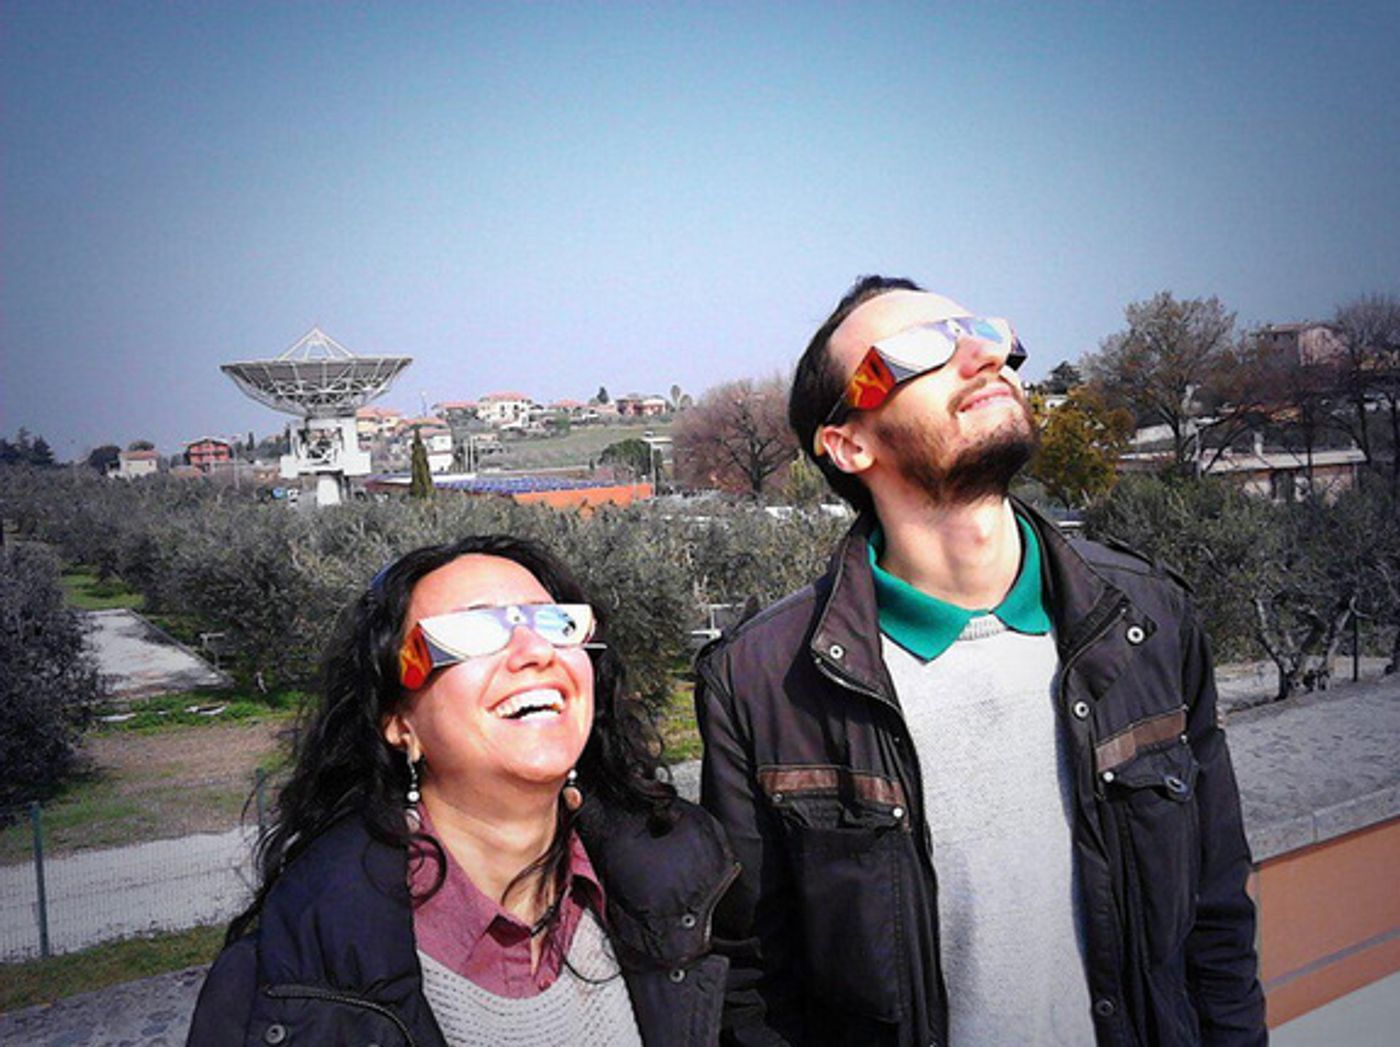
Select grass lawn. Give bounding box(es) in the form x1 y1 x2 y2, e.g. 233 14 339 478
59 568 145 611
0 923 225 1012
659 680 703 763
92 690 304 732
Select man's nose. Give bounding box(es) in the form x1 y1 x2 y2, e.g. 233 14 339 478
952 331 1011 379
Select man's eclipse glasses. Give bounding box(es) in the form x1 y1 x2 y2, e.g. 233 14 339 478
399 603 601 690
814 316 1027 456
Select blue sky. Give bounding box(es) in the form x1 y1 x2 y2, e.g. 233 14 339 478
3 1 1397 457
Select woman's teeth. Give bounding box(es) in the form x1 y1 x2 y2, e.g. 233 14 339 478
494 689 565 720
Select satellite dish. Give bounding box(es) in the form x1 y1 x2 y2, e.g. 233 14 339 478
222 327 413 506
221 327 412 419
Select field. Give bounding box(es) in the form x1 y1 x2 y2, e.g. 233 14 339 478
0 717 290 864
489 420 673 471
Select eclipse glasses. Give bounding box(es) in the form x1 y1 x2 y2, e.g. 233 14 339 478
399 603 600 690
814 316 1027 455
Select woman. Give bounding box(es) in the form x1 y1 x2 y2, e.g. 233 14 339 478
189 535 737 1046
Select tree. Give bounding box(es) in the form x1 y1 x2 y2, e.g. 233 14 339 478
1086 474 1391 701
1028 387 1135 507
1211 329 1350 488
409 428 433 500
0 429 58 468
1 545 104 811
673 376 796 501
594 386 611 405
599 438 654 480
1042 361 1083 396
1083 292 1240 472
783 452 827 508
87 445 122 473
1332 293 1400 491
128 439 156 451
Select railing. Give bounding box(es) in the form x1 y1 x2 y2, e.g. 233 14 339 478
0 772 271 963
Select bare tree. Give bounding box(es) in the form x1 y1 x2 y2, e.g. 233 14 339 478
1083 292 1240 472
1332 293 1400 491
673 376 796 501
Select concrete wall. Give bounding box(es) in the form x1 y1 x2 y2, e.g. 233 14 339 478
1229 677 1400 1027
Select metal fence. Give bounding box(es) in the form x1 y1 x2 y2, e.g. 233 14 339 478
0 773 270 964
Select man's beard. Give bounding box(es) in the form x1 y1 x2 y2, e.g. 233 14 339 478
875 390 1039 506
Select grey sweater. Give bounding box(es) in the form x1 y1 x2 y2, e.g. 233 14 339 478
883 619 1096 1045
418 910 643 1047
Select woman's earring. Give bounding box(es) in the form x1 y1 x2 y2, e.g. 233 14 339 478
405 751 422 808
562 768 583 812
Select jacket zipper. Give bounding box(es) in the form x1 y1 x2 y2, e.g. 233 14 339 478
699 860 744 956
264 984 417 1046
1058 597 1128 685
1056 595 1136 1045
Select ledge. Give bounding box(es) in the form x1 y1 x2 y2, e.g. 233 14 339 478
1229 675 1400 863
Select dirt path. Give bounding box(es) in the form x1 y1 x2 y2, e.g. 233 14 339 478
81 720 291 839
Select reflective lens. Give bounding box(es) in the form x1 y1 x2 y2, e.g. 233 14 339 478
399 603 596 690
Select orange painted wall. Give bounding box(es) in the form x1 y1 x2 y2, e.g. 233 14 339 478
1257 817 1400 1027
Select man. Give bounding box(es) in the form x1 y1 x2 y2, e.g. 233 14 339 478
695 276 1265 1046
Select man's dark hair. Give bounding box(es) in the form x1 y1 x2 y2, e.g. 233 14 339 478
789 275 924 513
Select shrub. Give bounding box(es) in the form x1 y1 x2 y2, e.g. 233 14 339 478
0 545 105 811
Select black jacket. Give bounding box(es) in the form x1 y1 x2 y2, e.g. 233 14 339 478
695 506 1265 1047
188 796 739 1047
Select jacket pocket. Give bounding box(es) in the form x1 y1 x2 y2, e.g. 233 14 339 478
1106 742 1201 969
760 765 909 1023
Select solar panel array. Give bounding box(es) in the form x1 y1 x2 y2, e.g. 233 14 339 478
436 476 603 494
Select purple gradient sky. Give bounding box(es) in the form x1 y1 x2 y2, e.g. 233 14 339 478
2 1 1397 456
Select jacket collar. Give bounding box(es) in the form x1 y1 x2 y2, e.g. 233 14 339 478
575 797 739 968
257 801 738 998
809 499 1140 704
255 816 445 1041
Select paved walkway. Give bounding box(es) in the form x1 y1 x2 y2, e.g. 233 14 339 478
0 965 205 1046
83 609 229 700
0 828 255 962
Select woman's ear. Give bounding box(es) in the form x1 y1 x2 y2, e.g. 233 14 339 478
382 712 416 760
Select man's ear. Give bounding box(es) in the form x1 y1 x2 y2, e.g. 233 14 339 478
819 421 875 478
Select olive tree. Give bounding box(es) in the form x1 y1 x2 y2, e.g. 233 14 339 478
0 545 105 812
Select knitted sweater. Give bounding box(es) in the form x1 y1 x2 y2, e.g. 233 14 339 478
419 908 643 1047
883 619 1096 1045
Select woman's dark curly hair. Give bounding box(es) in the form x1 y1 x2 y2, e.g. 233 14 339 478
227 534 675 941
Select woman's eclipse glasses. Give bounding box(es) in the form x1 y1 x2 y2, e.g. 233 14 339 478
814 316 1026 456
399 603 601 690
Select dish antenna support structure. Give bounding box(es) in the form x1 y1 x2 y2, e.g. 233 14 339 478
222 327 412 506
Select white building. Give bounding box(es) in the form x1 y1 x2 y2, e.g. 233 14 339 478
476 392 535 427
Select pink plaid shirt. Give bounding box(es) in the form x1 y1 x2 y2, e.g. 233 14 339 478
408 805 605 998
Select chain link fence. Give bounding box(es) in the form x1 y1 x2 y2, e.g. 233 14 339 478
0 773 270 963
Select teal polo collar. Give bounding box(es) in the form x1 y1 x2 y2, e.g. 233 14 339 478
870 512 1051 661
